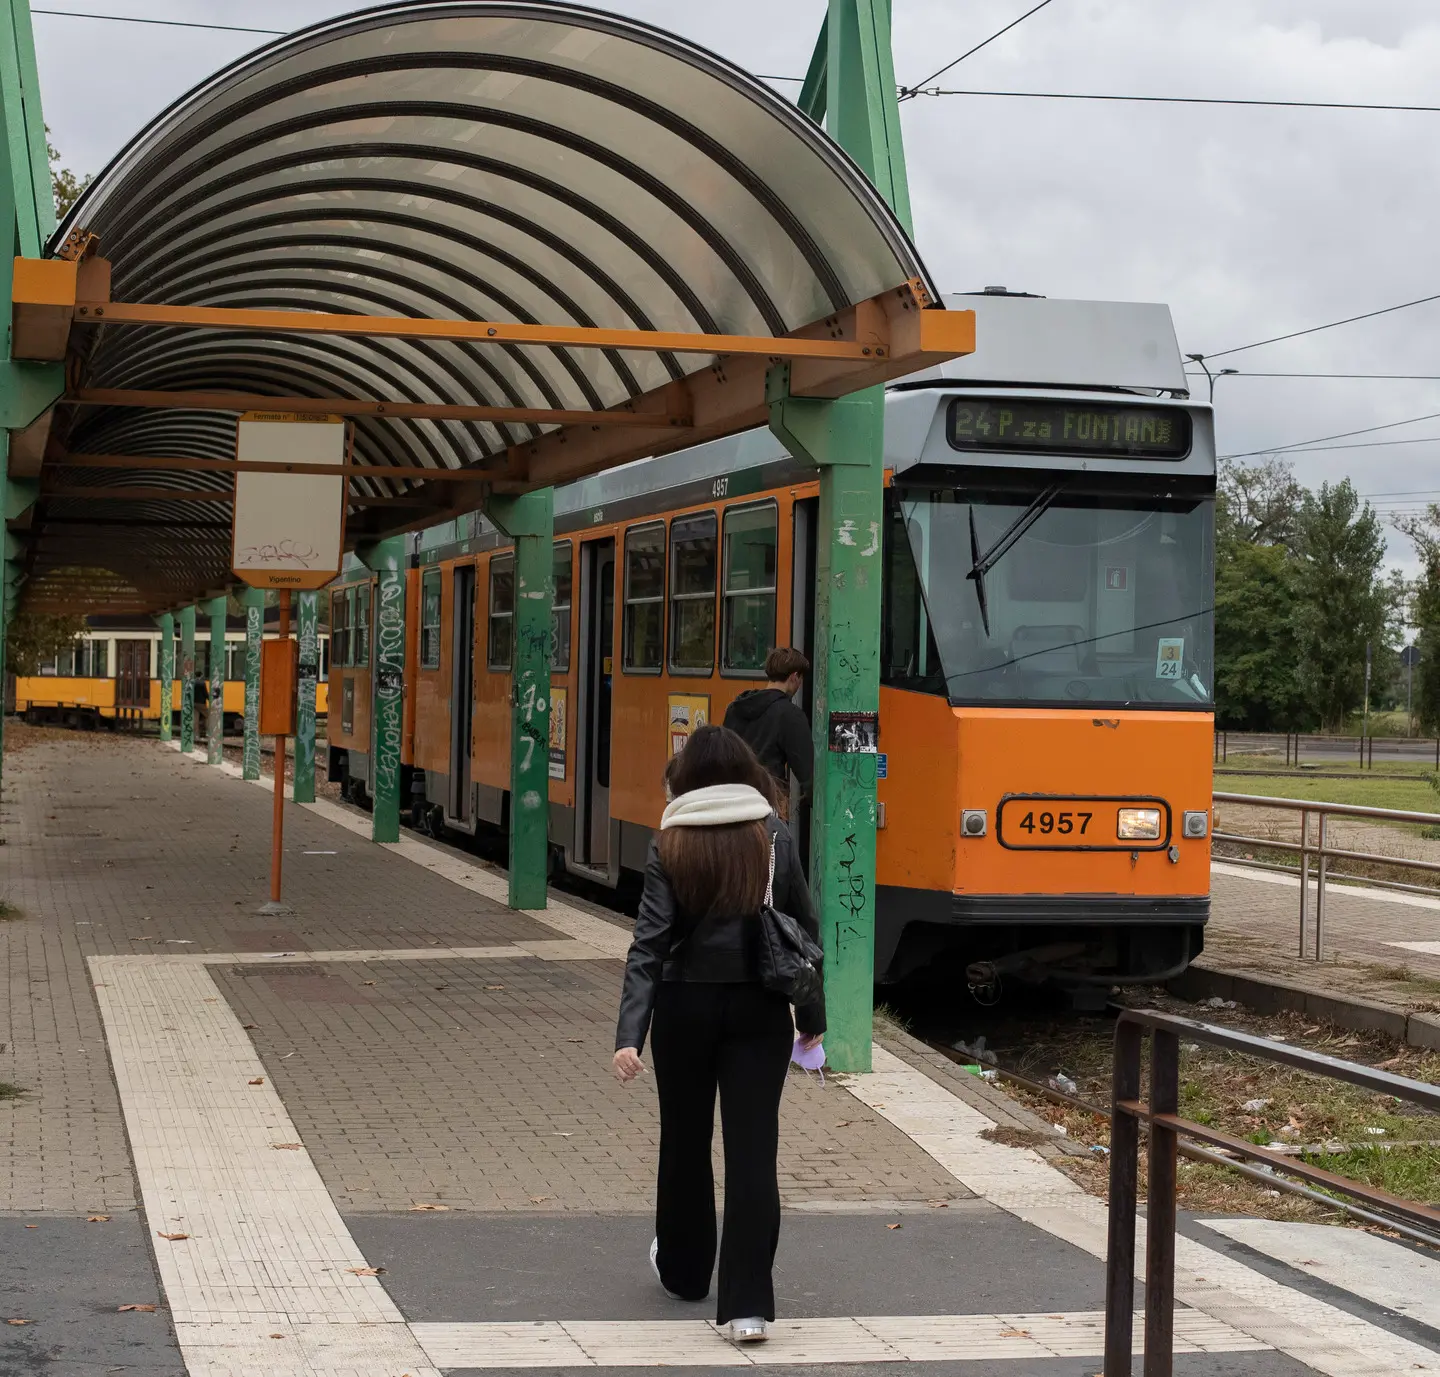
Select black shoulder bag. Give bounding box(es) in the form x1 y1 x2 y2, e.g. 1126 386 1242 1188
756 839 825 1007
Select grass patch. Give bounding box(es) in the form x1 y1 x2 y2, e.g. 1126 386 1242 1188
1221 753 1435 779
0 900 18 920
872 1002 913 1038
1303 1144 1440 1204
1216 773 1440 814
0 1083 24 1101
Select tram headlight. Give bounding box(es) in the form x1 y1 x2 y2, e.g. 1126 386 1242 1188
1116 807 1162 841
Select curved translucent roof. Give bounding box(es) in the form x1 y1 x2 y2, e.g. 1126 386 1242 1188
32 1 945 612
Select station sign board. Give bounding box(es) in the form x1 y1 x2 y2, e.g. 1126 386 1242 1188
231 413 348 589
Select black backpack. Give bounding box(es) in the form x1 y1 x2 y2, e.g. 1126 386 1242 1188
756 840 825 1007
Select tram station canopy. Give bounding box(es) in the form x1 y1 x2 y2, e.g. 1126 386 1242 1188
8 1 971 614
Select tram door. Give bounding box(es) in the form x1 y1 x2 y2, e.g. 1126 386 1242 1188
449 566 476 822
576 538 615 867
116 640 150 708
790 498 818 874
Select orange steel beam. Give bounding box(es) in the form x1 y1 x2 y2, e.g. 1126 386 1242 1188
66 300 891 362
55 451 494 483
68 388 684 428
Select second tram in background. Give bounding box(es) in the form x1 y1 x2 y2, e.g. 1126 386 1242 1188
326 294 1215 995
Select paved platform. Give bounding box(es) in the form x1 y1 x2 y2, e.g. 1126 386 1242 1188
0 730 1436 1376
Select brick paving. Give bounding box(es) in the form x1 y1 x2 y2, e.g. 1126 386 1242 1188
0 729 966 1218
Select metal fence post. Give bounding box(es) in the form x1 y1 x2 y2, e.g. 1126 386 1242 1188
1298 807 1309 958
1144 1028 1180 1377
1104 1018 1142 1377
1315 811 1328 962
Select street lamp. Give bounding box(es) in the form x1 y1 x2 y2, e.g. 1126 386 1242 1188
1186 354 1238 402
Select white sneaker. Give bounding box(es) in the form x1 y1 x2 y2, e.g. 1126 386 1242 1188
729 1317 768 1343
649 1238 684 1301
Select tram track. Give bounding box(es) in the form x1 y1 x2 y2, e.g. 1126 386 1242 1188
917 1018 1440 1250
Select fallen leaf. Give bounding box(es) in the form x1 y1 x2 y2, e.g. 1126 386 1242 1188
409 1203 449 1212
117 1304 157 1313
86 1215 110 1223
346 1266 385 1276
362 980 376 986
528 1195 555 1205
248 1078 264 1085
484 985 505 991
157 1232 190 1241
886 1223 902 1231
271 1144 302 1151
999 1327 1031 1339
6 1318 31 1325
928 1201 949 1209
269 1333 286 1339
23 1225 36 1230
242 1023 258 1030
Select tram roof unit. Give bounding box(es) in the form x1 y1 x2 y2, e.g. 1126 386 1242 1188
382 296 1211 572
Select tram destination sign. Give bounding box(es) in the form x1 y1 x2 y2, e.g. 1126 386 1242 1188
947 398 1192 459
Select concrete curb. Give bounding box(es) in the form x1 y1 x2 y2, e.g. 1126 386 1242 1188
1169 962 1440 1051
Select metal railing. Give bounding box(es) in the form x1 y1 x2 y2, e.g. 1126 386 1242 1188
1213 791 1440 960
1215 729 1440 770
1104 1007 1440 1377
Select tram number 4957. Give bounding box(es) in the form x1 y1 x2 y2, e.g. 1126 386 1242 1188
1018 810 1091 836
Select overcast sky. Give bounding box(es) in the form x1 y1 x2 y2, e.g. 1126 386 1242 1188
31 0 1440 569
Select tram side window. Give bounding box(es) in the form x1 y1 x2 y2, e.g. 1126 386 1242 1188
488 554 515 671
881 494 944 692
330 591 350 668
669 512 717 673
420 569 442 669
354 584 371 668
721 502 777 674
623 522 665 672
317 634 329 679
552 541 573 673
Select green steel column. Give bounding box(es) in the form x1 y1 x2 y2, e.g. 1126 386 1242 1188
179 606 196 753
293 590 319 803
155 611 174 742
767 0 915 1073
241 588 263 780
206 596 225 764
485 490 555 910
363 537 406 843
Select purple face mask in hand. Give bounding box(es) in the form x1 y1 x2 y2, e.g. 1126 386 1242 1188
791 1036 826 1085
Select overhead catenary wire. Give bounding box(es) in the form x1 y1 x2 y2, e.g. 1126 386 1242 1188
1185 372 1440 382
1195 294 1440 363
1219 410 1440 461
898 0 1059 102
914 87 1440 117
32 8 284 34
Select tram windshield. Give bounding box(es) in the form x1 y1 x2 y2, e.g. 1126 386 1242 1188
883 480 1214 708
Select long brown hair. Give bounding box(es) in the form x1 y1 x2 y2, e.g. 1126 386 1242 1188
659 725 776 921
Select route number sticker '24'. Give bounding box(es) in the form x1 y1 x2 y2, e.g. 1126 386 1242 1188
1155 637 1184 679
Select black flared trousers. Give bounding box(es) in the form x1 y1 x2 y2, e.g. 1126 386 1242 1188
649 980 794 1324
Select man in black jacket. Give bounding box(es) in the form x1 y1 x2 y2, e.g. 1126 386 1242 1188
722 647 812 819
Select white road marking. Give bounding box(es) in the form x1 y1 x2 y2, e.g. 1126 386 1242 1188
1200 1218 1440 1331
89 954 439 1377
411 1309 1267 1368
1388 939 1440 955
842 1046 1440 1375
1214 859 1440 914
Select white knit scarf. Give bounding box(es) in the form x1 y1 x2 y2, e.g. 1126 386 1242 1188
659 783 772 830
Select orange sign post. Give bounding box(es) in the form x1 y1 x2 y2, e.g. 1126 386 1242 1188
230 414 348 911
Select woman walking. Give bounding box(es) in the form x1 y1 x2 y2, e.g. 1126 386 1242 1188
613 725 825 1343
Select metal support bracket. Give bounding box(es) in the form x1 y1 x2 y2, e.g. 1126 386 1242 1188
765 362 883 467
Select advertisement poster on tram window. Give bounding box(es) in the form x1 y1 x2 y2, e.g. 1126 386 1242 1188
548 686 567 780
1156 638 1185 680
668 694 710 758
829 711 879 753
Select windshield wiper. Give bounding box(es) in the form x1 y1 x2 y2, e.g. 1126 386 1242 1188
966 482 1067 636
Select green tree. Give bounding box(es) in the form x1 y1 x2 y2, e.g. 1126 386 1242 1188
1395 508 1440 732
1214 540 1309 729
4 612 87 676
1213 456 1308 728
1293 479 1392 732
47 129 90 217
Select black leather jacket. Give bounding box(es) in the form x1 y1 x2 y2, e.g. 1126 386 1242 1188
614 817 826 1052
